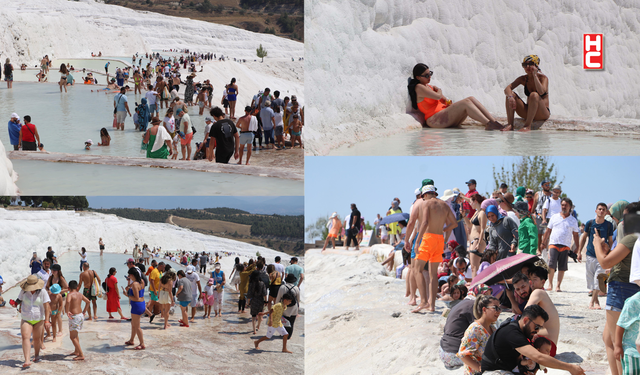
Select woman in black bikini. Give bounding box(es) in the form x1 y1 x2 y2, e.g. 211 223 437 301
503 55 550 131
468 194 488 278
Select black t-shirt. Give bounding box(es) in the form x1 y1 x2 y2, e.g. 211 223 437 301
46 251 55 262
439 298 475 353
481 320 531 372
4 63 12 76
209 119 237 163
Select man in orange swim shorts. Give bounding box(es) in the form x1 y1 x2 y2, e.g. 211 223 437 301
404 185 457 313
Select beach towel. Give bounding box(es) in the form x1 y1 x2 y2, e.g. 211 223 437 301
151 125 172 153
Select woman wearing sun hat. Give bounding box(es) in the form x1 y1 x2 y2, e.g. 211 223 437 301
503 55 551 131
16 275 52 368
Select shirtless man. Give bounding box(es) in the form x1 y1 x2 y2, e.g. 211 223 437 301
154 77 169 109
79 263 101 321
236 106 255 165
514 269 560 356
404 185 457 313
66 280 89 361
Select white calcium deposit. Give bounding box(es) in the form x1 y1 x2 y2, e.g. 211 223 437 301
0 0 303 63
304 0 640 154
0 209 294 289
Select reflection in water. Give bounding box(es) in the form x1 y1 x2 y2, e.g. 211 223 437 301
330 127 640 156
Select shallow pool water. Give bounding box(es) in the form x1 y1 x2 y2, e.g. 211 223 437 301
11 160 303 195
0 82 211 158
328 127 640 156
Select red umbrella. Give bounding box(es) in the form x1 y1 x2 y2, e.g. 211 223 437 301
471 253 540 288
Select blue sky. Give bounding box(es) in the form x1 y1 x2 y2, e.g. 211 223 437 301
88 196 304 215
304 156 640 242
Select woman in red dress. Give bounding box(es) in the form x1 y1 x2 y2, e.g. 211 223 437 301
106 267 129 320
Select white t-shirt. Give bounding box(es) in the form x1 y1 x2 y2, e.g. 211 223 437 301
185 272 200 295
37 269 51 285
163 116 175 133
203 284 215 296
543 197 562 219
272 263 285 276
18 289 51 321
506 211 520 226
380 225 388 237
630 238 640 286
547 213 580 247
274 112 284 128
145 91 158 105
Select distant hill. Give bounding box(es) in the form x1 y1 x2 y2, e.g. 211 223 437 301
104 0 303 42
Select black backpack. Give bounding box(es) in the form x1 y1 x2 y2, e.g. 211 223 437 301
284 284 297 307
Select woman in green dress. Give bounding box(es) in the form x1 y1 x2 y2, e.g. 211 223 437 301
143 117 173 159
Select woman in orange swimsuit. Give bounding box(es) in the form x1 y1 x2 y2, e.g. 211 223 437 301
408 63 504 130
503 55 550 132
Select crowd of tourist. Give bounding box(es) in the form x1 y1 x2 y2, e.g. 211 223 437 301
326 177 640 375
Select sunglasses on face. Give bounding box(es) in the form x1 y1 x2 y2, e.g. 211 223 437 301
530 321 543 330
522 62 536 67
486 305 502 312
420 71 434 78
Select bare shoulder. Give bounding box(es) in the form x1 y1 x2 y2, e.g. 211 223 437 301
529 288 553 303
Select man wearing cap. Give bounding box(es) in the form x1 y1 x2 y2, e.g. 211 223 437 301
259 100 276 149
8 113 21 150
541 197 579 292
285 257 304 288
515 201 538 255
486 204 519 260
404 185 429 306
175 108 193 160
236 106 255 165
276 274 300 339
113 87 131 131
463 179 478 236
405 185 457 313
208 106 239 164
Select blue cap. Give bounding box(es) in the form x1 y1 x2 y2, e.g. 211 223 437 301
541 179 551 186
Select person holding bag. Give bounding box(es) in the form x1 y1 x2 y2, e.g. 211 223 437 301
17 115 41 151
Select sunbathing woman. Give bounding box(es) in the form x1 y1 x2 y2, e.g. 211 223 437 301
502 55 550 131
408 63 504 130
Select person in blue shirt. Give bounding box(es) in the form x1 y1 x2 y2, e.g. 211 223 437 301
8 113 21 150
285 257 304 287
29 252 42 275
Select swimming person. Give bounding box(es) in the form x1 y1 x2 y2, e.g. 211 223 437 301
98 128 111 146
503 55 550 131
408 63 504 130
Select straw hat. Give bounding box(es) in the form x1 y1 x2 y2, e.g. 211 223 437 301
20 275 45 292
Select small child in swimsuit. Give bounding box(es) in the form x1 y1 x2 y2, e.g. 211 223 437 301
65 280 89 361
290 115 303 148
84 139 93 150
48 284 63 342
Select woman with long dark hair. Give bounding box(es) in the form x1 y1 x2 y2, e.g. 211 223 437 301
106 267 128 320
59 63 68 93
408 63 503 130
246 270 267 334
227 78 238 119
124 268 145 349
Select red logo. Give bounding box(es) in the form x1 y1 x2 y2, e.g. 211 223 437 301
583 34 603 70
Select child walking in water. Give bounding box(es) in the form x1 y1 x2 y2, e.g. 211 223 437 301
66 280 89 361
254 294 293 353
48 284 63 342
